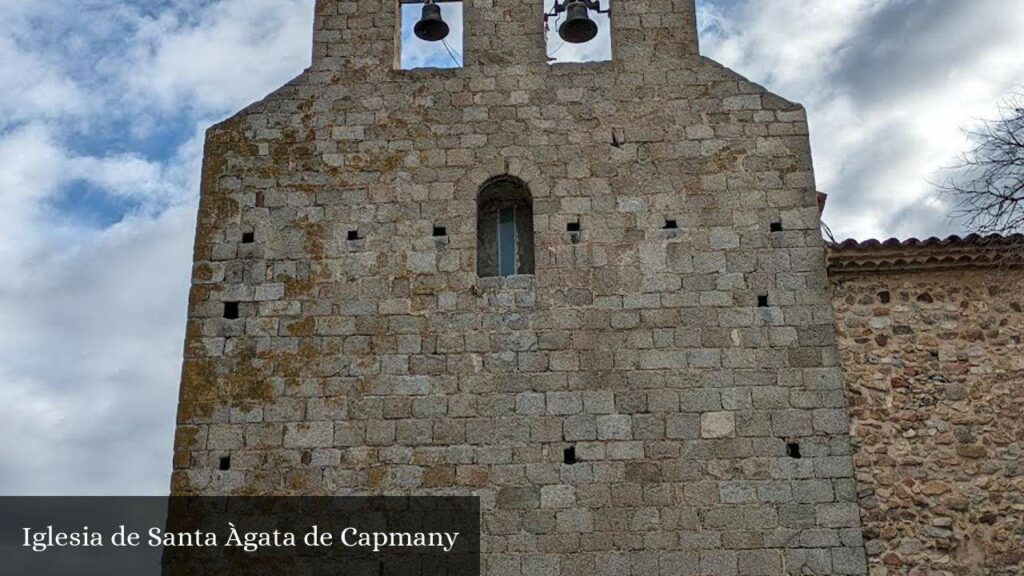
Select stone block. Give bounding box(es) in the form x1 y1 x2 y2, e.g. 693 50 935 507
704 507 778 530
814 456 854 479
540 485 575 509
666 413 700 439
582 390 615 414
770 410 813 437
700 550 737 576
701 411 736 439
680 390 722 412
816 503 861 528
546 392 582 415
497 486 540 510
831 548 867 575
515 392 546 415
283 422 333 448
597 414 632 440
719 481 757 504
784 549 831 575
564 415 597 441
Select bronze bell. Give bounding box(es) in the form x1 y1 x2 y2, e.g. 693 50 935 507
414 2 450 42
558 1 598 44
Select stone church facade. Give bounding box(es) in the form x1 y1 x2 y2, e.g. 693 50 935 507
171 1 1023 574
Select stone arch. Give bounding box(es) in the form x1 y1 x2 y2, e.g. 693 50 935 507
477 175 535 278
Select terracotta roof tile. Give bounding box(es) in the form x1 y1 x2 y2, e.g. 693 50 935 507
827 233 1024 274
830 233 1024 252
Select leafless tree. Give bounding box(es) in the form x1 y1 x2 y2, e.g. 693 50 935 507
939 89 1024 235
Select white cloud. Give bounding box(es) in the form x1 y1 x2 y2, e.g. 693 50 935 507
0 120 199 493
0 203 195 495
0 37 88 126
0 377 69 492
0 125 68 270
67 155 183 202
0 0 313 495
700 0 1024 239
126 0 314 112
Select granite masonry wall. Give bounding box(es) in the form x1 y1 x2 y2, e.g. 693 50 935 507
172 1 868 574
830 244 1023 576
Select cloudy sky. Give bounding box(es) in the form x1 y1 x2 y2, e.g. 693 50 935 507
0 0 1021 495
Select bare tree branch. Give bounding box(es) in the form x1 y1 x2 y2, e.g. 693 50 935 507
938 88 1024 235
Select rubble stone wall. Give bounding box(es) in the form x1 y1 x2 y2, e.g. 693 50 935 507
172 0 868 574
832 266 1024 576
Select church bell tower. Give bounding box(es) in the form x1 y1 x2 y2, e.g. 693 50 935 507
173 1 868 574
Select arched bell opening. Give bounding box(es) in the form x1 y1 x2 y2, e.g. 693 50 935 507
398 0 464 70
544 0 613 64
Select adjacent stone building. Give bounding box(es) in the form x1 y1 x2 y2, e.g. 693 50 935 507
829 235 1023 576
170 1 1021 575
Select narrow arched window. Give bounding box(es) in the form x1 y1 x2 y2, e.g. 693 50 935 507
477 177 535 277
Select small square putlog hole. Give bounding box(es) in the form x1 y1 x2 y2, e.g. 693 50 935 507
433 225 447 237
223 302 240 319
770 221 783 232
347 230 361 241
566 222 581 233
786 442 802 459
563 446 577 465
663 219 679 230
757 295 770 308
219 456 231 471
241 231 255 244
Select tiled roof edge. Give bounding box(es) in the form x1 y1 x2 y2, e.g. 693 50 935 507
826 233 1024 274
